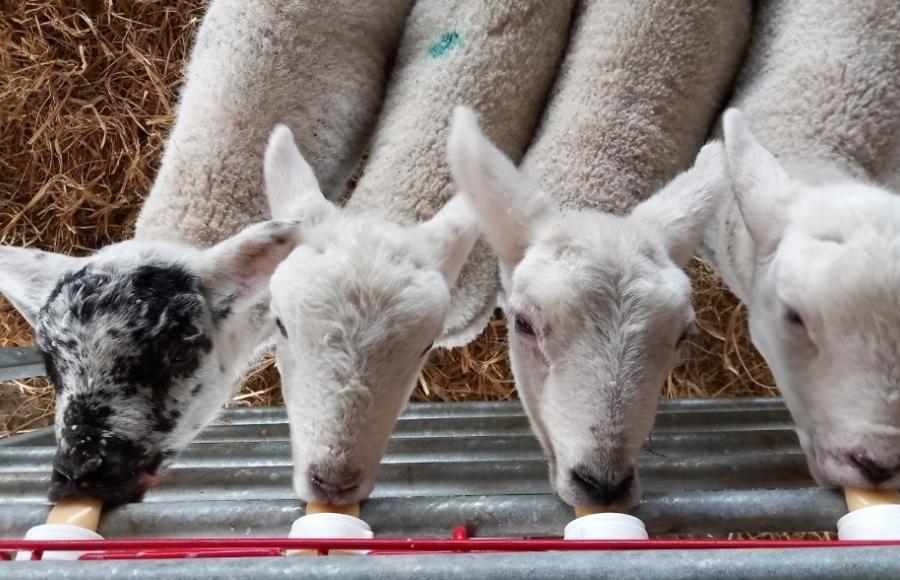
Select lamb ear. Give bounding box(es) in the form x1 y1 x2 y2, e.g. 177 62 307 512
722 109 791 257
417 195 480 285
264 124 335 224
198 219 302 319
630 142 729 266
447 105 554 269
0 246 85 326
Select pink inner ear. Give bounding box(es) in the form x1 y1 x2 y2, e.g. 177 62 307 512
202 221 299 303
231 243 292 299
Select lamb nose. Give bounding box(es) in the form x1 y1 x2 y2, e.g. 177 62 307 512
308 472 360 496
53 454 102 481
851 453 898 484
572 465 635 505
72 457 104 481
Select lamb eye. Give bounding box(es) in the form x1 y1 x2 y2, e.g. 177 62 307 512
275 318 288 339
784 308 804 326
514 314 536 337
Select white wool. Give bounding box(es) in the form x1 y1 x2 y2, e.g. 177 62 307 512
135 0 413 246
348 0 577 347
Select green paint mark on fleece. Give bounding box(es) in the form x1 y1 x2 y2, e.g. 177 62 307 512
429 31 461 58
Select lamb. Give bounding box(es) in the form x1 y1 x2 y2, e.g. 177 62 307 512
702 0 900 490
446 0 750 509
449 110 729 509
264 125 479 504
0 220 301 504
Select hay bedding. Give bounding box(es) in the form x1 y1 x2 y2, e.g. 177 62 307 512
0 0 774 439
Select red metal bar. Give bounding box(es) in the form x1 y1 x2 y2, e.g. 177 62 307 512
4 537 900 557
80 548 283 561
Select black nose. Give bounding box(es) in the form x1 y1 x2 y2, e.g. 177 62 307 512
851 453 899 484
572 465 635 505
308 469 360 498
49 434 148 504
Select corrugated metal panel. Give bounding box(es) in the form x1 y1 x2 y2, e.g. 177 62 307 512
2 547 899 579
0 397 839 536
0 489 846 539
2 346 879 576
0 347 44 381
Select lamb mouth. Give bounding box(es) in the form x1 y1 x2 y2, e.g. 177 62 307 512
136 470 160 492
133 453 164 496
122 453 165 503
121 468 161 504
47 450 166 504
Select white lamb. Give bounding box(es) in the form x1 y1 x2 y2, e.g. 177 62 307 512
449 110 729 509
702 0 900 489
264 125 479 504
446 0 750 509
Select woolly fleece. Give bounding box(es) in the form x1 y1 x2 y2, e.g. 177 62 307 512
522 0 752 213
135 0 413 245
348 0 576 347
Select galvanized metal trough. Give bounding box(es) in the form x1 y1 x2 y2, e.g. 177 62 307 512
1 346 898 578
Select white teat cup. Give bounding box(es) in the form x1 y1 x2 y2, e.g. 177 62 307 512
837 504 900 540
16 523 105 561
564 512 649 540
288 512 374 555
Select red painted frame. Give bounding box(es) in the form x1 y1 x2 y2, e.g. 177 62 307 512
3 527 900 561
